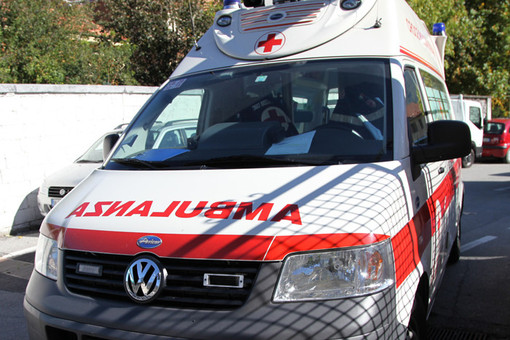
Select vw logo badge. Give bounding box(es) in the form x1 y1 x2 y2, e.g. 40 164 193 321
124 257 164 303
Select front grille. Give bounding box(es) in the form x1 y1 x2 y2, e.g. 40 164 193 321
63 250 261 310
48 186 74 198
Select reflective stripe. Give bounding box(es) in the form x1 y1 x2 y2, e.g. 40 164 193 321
393 160 459 287
62 229 389 261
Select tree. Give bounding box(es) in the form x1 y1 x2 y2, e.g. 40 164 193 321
96 0 222 86
1 0 507 113
464 0 510 117
407 0 509 117
0 0 136 84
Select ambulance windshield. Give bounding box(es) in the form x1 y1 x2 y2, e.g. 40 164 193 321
108 59 393 169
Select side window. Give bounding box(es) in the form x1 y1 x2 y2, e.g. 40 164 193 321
404 68 427 146
420 71 453 121
469 106 482 129
158 89 204 123
156 129 185 149
148 89 202 149
291 77 328 133
327 88 339 111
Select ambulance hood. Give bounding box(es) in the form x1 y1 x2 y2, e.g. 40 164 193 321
213 0 377 60
48 163 408 261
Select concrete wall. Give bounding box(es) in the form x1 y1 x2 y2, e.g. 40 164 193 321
0 84 158 235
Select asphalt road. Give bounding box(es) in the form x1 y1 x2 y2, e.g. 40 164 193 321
0 162 509 340
0 235 37 340
428 162 510 339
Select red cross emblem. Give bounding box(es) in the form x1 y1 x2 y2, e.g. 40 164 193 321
265 108 287 123
255 32 286 55
261 106 290 131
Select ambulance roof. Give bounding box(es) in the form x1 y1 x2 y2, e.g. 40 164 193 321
172 0 445 79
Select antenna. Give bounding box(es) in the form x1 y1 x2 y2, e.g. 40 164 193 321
188 0 201 51
373 0 382 29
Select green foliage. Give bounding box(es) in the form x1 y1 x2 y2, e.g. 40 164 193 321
0 0 508 115
96 0 222 86
0 0 136 84
466 0 510 117
407 0 510 117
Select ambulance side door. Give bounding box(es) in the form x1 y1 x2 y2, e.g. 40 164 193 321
404 66 435 285
417 69 458 297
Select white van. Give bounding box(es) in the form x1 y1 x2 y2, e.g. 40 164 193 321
24 0 470 339
450 94 484 168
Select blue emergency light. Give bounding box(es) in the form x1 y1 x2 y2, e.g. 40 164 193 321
224 0 241 9
432 22 446 36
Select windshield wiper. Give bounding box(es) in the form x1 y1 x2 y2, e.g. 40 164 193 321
110 158 160 169
188 155 326 169
76 160 102 164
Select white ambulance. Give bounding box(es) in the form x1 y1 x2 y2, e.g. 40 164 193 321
24 0 471 339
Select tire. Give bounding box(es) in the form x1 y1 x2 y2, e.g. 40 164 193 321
406 293 427 340
504 149 510 164
448 224 461 264
462 148 475 168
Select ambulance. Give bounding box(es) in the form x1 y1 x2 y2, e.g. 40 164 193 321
24 0 471 339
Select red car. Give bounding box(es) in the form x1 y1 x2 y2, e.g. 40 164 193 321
482 118 510 163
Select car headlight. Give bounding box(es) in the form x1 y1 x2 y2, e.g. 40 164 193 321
34 234 58 280
273 239 394 302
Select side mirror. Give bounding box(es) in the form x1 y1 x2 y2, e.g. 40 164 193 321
412 120 471 164
103 133 120 161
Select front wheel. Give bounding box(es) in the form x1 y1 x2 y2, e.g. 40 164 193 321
462 148 475 168
448 224 461 264
406 293 427 340
504 148 510 164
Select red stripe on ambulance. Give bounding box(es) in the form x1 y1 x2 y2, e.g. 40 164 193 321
392 204 431 287
393 162 459 287
265 233 389 260
62 229 389 261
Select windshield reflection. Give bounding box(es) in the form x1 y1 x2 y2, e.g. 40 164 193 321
108 59 393 170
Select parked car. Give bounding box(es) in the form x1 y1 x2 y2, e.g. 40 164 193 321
450 95 484 168
152 120 197 149
482 118 510 163
37 124 126 216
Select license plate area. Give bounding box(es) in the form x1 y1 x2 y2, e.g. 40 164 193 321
204 273 244 288
50 198 61 208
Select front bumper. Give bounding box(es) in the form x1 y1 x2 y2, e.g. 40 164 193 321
24 263 403 340
482 145 509 158
36 191 51 217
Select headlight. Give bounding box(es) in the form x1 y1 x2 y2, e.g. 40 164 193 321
273 239 394 302
34 234 58 280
